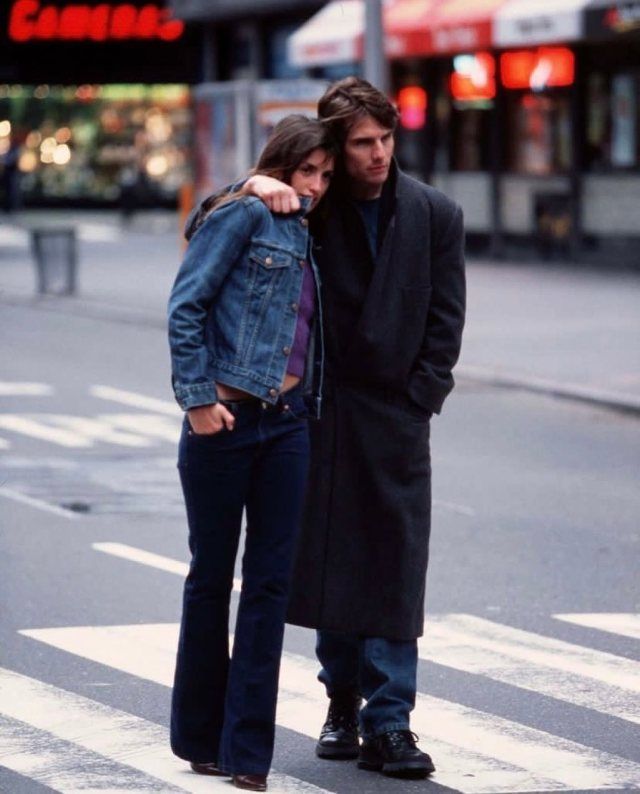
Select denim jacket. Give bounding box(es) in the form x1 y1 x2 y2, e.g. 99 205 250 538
168 195 323 417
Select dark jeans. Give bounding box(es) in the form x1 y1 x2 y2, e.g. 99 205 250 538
171 389 310 775
316 630 417 740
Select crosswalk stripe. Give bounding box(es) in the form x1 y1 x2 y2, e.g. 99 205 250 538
91 385 180 416
0 712 180 793
92 542 242 593
21 623 640 792
99 413 181 443
420 614 640 725
0 436 10 449
47 415 154 447
0 382 53 396
0 415 92 447
0 666 333 794
555 613 640 641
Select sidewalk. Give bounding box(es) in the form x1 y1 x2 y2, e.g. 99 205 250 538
1 210 639 414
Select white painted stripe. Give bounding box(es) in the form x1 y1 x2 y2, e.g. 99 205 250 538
0 666 333 794
47 415 154 448
0 382 53 396
0 436 10 449
0 486 79 519
91 385 180 416
93 542 242 593
420 614 640 725
0 414 92 447
433 498 476 517
0 713 179 793
99 413 181 443
555 613 640 641
22 623 640 792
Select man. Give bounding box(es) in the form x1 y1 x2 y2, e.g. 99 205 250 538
205 77 465 780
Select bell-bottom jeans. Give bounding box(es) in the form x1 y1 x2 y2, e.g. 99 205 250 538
170 390 310 776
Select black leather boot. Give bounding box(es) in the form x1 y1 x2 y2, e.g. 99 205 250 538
358 730 435 778
315 693 362 759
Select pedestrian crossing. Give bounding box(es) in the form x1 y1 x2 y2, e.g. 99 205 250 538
15 619 640 793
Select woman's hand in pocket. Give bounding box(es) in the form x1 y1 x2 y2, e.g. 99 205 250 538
187 403 235 435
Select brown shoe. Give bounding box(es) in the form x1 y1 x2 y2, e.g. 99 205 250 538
232 773 268 791
190 761 227 776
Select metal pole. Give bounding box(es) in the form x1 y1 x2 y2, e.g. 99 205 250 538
364 0 389 94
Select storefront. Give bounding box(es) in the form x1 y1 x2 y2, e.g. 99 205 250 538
289 0 640 261
0 0 202 207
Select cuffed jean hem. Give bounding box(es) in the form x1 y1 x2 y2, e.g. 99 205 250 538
362 721 411 741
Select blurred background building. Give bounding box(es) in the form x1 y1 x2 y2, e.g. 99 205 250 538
1 0 638 263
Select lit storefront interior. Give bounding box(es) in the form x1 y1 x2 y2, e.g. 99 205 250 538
290 0 640 261
0 1 201 207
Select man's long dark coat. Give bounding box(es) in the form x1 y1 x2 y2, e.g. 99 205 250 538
286 164 465 640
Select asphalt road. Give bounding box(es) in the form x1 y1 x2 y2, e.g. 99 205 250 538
1 302 639 794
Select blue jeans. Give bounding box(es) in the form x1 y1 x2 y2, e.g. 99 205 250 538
316 630 417 740
170 389 310 775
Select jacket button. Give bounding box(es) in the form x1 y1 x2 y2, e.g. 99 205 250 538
283 346 291 356
300 218 308 227
299 260 306 268
291 302 299 312
269 388 278 397
265 256 273 265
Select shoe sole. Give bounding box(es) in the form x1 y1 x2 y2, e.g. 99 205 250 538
357 759 435 778
316 743 360 760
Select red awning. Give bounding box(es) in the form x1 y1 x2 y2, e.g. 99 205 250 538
289 0 510 68
429 0 509 54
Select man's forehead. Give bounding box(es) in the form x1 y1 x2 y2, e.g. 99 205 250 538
347 116 393 140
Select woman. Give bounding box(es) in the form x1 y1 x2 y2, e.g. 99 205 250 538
167 115 335 792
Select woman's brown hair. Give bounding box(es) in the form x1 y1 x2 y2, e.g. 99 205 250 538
202 114 337 217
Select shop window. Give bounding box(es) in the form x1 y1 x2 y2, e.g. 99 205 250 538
586 70 640 170
506 92 571 175
0 83 192 206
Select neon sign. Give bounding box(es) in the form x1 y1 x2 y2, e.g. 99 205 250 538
8 1 185 42
501 48 575 91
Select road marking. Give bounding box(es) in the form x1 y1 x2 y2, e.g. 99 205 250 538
0 415 92 447
0 436 10 449
433 498 475 516
91 385 180 416
0 713 179 793
0 486 79 519
47 415 153 448
93 542 242 593
99 413 181 443
0 414 157 448
21 623 640 792
0 382 53 396
555 613 640 641
420 614 640 725
0 666 333 794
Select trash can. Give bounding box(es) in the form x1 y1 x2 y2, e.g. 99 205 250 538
533 193 572 260
30 227 78 296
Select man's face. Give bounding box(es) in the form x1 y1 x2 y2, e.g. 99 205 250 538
343 115 394 199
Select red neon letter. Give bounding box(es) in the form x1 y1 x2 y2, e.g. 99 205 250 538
110 4 137 38
34 4 59 39
136 4 159 38
59 5 92 39
158 8 184 41
88 4 110 40
8 0 39 42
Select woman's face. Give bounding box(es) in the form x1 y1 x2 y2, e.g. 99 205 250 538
289 148 334 210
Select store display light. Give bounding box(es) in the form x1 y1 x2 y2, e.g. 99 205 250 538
500 48 575 91
397 86 428 131
451 52 496 102
0 120 11 137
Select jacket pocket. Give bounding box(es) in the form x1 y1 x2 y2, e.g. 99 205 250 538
249 242 293 270
401 285 432 307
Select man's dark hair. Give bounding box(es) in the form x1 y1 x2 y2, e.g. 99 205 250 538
318 77 399 145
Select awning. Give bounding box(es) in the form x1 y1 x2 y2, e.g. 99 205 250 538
288 0 640 69
429 0 508 54
495 0 588 47
288 0 439 67
288 0 508 66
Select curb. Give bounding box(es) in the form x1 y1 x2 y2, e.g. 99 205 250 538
457 366 640 417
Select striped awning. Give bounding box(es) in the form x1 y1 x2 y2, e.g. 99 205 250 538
288 0 639 68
